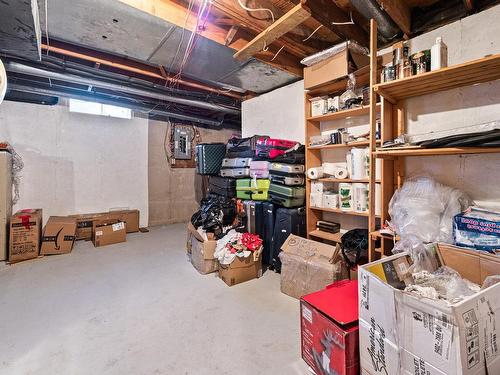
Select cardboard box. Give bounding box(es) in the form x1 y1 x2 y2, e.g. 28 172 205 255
279 234 348 299
0 150 12 261
304 42 370 90
9 209 42 263
92 219 126 247
71 209 140 240
186 223 218 274
301 281 359 375
218 248 262 286
358 243 500 375
40 216 77 255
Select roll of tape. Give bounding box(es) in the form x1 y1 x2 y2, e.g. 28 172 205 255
307 167 324 180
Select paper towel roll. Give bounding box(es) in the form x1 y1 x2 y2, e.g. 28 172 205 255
311 181 324 194
323 193 339 209
339 183 353 211
353 183 369 212
334 167 348 180
310 192 324 208
307 167 324 179
345 152 352 177
375 183 382 216
351 148 368 180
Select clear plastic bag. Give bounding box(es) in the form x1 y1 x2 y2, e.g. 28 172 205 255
482 275 500 289
392 236 440 274
389 175 473 244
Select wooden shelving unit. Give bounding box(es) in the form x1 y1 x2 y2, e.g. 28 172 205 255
304 43 383 245
367 22 500 261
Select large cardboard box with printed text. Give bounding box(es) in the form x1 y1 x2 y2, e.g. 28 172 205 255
358 244 500 375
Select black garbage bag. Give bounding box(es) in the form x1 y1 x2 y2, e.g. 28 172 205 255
341 228 369 268
190 196 237 239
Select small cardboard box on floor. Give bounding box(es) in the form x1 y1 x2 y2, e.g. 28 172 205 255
358 243 500 375
186 223 218 274
71 209 139 240
40 216 77 255
92 219 126 247
301 280 359 375
9 209 42 263
279 234 348 299
218 247 262 287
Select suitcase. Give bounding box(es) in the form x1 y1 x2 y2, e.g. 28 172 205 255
243 201 264 238
272 145 305 164
221 158 252 168
262 202 276 266
271 207 306 272
226 135 267 158
269 173 305 186
208 176 236 198
220 168 250 178
250 161 270 179
236 179 270 200
269 162 305 175
269 183 306 207
195 143 226 175
256 137 299 160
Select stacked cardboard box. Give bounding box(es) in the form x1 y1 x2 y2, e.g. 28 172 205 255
358 244 500 375
71 209 139 241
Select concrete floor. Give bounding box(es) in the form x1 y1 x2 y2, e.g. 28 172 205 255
0 223 309 375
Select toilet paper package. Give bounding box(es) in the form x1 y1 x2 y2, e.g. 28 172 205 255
353 183 369 212
307 167 324 179
311 181 324 194
375 183 382 216
334 167 348 179
339 183 353 211
323 193 339 209
375 159 382 181
310 192 324 208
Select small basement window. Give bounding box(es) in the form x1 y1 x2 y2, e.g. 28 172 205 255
69 99 132 119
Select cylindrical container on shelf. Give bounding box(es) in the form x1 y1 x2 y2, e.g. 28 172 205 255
350 148 368 180
353 183 369 212
339 183 353 211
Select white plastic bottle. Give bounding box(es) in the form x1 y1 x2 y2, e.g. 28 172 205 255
431 36 448 71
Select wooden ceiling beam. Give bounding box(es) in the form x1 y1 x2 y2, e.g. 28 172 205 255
375 0 412 36
117 0 303 76
301 0 369 47
233 3 311 60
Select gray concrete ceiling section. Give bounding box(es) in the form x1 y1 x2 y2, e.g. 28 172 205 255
0 0 41 60
38 0 299 93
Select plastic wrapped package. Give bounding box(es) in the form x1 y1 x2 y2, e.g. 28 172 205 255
300 40 369 67
409 266 480 303
481 275 500 289
279 251 345 300
392 235 440 274
389 176 473 244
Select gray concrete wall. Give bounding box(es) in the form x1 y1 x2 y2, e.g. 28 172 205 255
0 99 149 225
148 120 239 226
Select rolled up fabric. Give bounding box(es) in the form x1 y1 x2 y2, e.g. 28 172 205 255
307 167 324 179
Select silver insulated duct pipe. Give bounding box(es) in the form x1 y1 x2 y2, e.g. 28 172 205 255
5 61 241 116
349 0 401 41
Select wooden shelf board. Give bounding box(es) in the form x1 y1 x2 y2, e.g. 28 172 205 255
373 53 500 102
310 206 373 217
370 230 400 241
308 140 380 151
374 147 500 158
309 229 342 242
316 178 370 183
307 103 380 122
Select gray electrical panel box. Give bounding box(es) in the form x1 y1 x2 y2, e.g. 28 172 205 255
173 126 193 160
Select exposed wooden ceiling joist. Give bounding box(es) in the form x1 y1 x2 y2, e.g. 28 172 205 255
301 0 369 46
376 0 412 36
233 3 311 60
